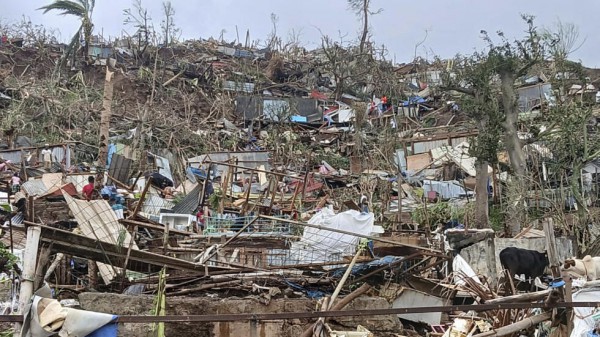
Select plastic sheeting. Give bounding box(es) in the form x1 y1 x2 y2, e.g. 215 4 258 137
287 208 374 265
330 255 403 278
453 254 482 286
21 294 116 337
571 288 600 337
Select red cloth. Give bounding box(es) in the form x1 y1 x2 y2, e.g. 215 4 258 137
82 183 94 200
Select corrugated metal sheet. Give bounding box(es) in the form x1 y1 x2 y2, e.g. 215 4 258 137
107 154 133 185
0 145 72 166
22 179 49 197
64 193 138 284
235 97 320 121
171 184 201 214
223 80 255 93
413 139 449 154
187 151 270 180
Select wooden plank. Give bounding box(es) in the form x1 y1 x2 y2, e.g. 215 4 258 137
21 223 231 274
406 153 432 171
544 218 560 277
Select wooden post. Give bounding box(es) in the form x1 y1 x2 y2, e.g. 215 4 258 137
129 177 151 219
241 173 254 215
565 276 574 335
97 67 114 177
163 223 170 256
88 261 98 289
543 218 560 277
16 225 41 334
300 159 311 210
199 165 212 208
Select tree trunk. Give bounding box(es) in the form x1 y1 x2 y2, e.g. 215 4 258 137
499 70 526 176
499 70 527 236
474 160 490 228
83 18 92 62
359 0 368 53
97 67 114 176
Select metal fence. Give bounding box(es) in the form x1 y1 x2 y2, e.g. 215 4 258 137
203 215 292 236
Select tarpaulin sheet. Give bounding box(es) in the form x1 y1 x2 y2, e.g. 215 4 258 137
287 208 374 265
330 255 403 278
21 295 117 337
571 288 600 337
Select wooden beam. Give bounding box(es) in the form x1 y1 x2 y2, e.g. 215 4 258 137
483 289 552 305
129 177 151 219
472 312 551 337
20 223 230 274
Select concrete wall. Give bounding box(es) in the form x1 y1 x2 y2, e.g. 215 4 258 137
460 237 574 286
78 293 401 337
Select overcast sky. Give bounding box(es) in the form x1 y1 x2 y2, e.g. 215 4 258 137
2 0 599 67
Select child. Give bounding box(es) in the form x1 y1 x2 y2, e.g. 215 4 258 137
11 173 21 193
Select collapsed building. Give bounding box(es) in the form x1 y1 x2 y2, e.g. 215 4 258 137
1 33 600 337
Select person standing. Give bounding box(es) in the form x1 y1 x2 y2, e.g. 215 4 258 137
41 144 53 170
11 173 21 193
82 176 95 201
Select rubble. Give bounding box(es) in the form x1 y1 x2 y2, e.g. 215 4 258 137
0 14 599 337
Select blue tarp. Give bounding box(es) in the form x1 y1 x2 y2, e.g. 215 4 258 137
86 317 119 337
283 280 327 299
290 115 308 123
400 96 426 107
106 143 117 167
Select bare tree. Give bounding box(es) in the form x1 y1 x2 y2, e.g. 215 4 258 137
347 0 382 54
161 1 180 47
123 0 154 61
543 20 586 61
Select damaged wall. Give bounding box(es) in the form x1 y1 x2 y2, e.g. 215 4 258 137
78 293 401 337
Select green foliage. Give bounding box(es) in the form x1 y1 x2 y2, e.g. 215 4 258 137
489 204 505 232
411 202 467 227
208 190 222 210
0 329 14 337
313 152 350 171
0 244 19 274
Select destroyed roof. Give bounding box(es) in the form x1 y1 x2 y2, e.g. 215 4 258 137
171 183 201 214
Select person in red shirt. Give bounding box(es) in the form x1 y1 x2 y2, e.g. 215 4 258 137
82 176 95 201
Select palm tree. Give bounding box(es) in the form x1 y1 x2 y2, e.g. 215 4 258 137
39 0 95 63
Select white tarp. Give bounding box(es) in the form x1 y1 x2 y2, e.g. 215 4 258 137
571 288 600 337
286 208 374 265
21 294 116 337
422 179 473 199
453 254 482 286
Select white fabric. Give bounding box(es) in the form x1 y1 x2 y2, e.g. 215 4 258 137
287 208 374 264
453 254 483 286
41 149 52 162
571 288 600 337
21 295 115 337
